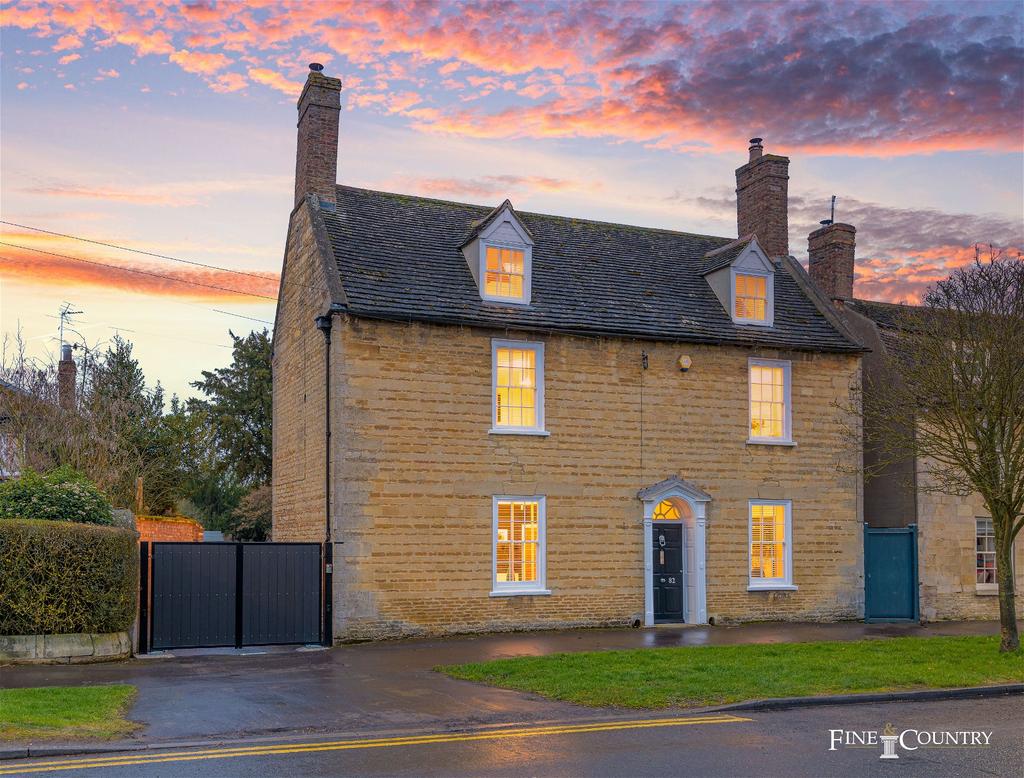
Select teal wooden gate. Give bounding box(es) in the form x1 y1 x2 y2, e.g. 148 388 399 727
864 525 919 622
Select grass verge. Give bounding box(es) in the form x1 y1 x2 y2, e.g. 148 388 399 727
0 685 138 741
439 636 1023 709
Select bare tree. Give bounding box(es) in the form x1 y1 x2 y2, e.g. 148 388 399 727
863 257 1024 652
0 331 145 505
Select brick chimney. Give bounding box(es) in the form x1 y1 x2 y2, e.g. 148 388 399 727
295 63 342 209
735 138 790 258
57 343 76 411
808 222 856 300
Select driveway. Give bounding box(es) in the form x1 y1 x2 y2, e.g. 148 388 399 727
0 620 1009 747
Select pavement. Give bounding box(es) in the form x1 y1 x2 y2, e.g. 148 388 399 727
0 619 1012 753
2 696 1021 777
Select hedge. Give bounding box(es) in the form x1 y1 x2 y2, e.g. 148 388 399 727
0 468 114 526
0 519 138 635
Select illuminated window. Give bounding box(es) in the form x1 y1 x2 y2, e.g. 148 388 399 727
735 273 768 321
976 519 997 587
484 246 525 301
749 500 793 588
748 359 792 443
652 498 692 521
491 340 546 435
492 497 547 595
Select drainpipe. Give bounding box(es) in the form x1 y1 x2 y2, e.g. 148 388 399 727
315 312 335 646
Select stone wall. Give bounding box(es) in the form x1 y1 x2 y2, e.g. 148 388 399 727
272 201 335 542
275 316 864 640
0 632 131 664
917 461 1024 621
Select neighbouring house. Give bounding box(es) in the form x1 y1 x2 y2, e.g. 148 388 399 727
807 226 1024 622
272 66 867 641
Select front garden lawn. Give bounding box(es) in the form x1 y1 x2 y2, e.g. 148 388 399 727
0 685 138 740
439 636 1023 709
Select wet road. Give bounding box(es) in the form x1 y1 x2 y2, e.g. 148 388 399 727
3 695 1020 777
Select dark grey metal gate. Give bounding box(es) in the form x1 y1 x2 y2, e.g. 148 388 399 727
141 542 322 651
864 525 919 622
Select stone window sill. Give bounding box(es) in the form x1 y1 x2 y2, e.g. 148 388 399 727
488 428 550 437
490 589 552 597
747 584 799 592
975 585 999 596
746 438 797 447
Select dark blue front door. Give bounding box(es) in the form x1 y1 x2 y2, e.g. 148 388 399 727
864 525 919 622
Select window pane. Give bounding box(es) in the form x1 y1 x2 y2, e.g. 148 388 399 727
484 248 525 300
976 518 997 584
751 504 786 580
494 347 539 429
495 500 539 584
735 274 768 321
749 364 786 439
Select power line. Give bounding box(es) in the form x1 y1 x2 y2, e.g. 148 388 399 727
211 309 274 325
0 220 275 283
0 241 277 301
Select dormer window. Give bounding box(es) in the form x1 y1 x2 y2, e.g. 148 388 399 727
701 236 775 328
461 199 534 305
734 272 769 322
485 245 525 300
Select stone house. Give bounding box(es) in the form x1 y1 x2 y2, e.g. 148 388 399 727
272 66 867 640
807 226 1024 622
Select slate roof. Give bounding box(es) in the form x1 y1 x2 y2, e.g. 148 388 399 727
319 186 863 353
700 236 754 276
845 299 921 329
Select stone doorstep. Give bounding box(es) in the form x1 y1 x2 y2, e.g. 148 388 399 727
0 632 131 664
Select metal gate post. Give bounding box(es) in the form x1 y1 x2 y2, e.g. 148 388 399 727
138 541 150 654
909 523 920 622
322 540 333 646
234 543 244 649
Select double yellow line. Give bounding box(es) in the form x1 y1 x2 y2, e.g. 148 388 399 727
0 714 751 774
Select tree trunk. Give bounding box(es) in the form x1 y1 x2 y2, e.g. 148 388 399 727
994 515 1019 652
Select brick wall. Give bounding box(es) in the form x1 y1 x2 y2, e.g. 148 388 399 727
917 460 1024 621
736 142 790 258
306 316 863 640
808 223 856 300
294 72 341 208
135 515 203 543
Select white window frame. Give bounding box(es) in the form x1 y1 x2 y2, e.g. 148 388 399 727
731 267 774 327
747 499 796 591
480 240 532 305
976 517 1004 594
490 495 549 596
490 339 548 436
747 358 794 446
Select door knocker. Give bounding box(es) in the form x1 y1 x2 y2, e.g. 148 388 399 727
658 533 666 565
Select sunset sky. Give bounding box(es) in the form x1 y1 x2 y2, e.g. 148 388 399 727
2 0 1022 399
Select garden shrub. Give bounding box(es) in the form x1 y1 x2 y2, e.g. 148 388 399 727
0 518 138 635
0 466 114 525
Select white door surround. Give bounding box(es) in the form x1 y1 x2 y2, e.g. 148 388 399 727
638 476 711 626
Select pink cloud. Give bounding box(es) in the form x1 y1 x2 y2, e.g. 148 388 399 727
2 1 1021 156
247 67 298 95
52 33 82 52
169 49 231 75
57 53 80 65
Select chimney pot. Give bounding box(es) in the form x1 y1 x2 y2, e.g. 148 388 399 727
808 222 856 300
309 62 324 72
735 138 789 257
748 137 764 161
